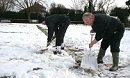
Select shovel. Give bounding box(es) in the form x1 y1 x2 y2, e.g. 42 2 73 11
36 25 56 52
80 33 98 70
36 25 48 36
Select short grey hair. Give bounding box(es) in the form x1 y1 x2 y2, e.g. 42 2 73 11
82 12 94 19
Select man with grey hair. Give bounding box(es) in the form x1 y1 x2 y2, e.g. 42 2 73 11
82 12 125 71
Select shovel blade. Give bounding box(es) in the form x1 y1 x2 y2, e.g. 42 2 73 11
80 53 98 70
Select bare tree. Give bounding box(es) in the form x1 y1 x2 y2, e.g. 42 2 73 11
57 4 66 9
50 2 56 9
70 0 88 10
94 0 115 14
15 0 47 20
15 0 46 12
0 0 15 12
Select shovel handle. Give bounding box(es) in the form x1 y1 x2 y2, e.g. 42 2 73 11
90 33 95 51
90 33 95 42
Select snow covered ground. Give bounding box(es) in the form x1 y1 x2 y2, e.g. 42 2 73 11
0 23 130 78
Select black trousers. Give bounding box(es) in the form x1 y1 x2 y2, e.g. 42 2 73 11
101 27 125 52
55 20 70 46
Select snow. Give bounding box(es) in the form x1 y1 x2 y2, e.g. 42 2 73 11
0 23 130 78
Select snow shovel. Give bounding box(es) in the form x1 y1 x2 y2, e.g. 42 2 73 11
80 33 98 70
36 25 48 36
36 25 56 51
36 25 56 46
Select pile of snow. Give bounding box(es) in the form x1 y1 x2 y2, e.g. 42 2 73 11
0 23 130 78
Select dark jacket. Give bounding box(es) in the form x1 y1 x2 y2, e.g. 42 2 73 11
92 14 125 41
45 14 70 42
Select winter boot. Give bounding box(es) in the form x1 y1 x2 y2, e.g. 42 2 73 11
109 52 119 71
97 48 106 64
53 46 61 55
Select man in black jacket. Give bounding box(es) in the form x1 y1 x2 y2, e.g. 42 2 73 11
82 12 125 71
38 14 70 54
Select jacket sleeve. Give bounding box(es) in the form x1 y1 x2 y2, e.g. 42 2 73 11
94 25 106 41
95 31 105 41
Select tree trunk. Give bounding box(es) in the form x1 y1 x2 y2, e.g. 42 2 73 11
88 0 94 13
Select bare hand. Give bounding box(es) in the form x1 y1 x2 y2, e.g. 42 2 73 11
89 39 98 48
90 29 94 33
89 43 93 48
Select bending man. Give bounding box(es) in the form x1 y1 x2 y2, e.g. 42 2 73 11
38 14 70 54
82 12 125 71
